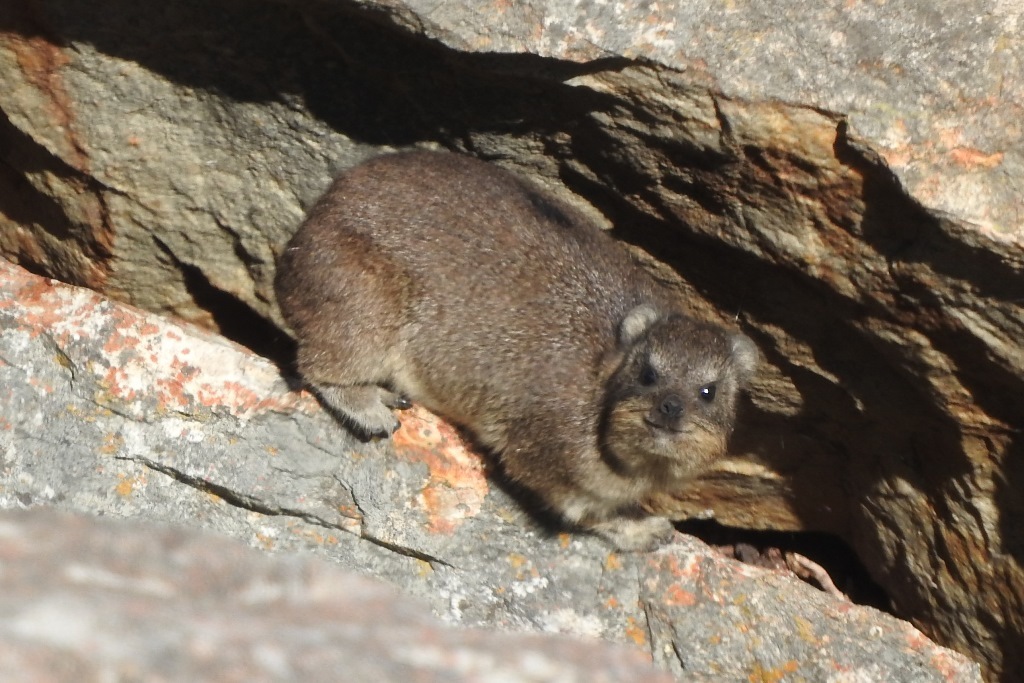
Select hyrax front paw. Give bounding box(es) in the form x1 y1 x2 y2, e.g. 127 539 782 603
313 384 405 439
590 516 677 552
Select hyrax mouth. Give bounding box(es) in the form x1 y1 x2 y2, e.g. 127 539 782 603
642 416 687 434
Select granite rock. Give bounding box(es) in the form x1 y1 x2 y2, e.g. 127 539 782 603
0 507 672 683
0 259 981 682
0 0 1021 678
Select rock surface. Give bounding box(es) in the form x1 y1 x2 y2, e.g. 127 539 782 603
1 0 1021 679
387 0 1024 239
0 259 982 682
0 507 672 683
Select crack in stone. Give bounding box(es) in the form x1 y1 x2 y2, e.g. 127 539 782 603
668 638 687 676
348 492 455 570
358 533 455 570
119 454 338 527
638 595 664 671
121 453 453 568
38 333 77 383
709 93 734 149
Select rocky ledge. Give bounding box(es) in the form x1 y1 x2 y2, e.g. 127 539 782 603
0 257 981 681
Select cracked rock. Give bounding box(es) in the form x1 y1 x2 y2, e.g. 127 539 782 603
0 258 981 681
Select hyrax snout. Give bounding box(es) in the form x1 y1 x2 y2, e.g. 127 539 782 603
275 150 758 551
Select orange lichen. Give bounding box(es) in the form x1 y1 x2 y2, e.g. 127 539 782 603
98 432 124 455
748 661 799 683
254 531 276 551
905 627 930 650
625 617 647 646
949 147 1004 169
930 649 970 679
291 527 340 546
3 280 66 336
391 406 489 534
794 616 818 644
647 552 700 581
507 552 540 581
664 583 697 607
2 29 115 280
114 473 143 497
5 26 81 166
3 262 317 421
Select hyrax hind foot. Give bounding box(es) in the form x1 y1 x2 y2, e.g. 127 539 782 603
312 384 409 439
589 516 677 552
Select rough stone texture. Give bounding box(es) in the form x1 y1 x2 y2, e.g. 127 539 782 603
379 0 1024 239
0 0 1021 680
0 260 982 682
0 507 674 683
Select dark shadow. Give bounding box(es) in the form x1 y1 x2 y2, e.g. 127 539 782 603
679 518 891 610
835 127 1024 595
994 436 1024 682
0 0 626 149
152 236 297 368
835 122 1024 303
0 111 112 286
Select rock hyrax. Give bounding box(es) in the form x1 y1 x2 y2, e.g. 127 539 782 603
275 150 758 550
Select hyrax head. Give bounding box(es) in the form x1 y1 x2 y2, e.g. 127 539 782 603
601 305 758 484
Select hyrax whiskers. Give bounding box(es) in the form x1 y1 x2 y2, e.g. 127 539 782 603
274 150 758 551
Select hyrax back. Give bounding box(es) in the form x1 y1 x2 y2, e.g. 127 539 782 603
275 150 758 551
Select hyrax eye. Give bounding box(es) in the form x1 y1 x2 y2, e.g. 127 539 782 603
699 383 717 402
639 364 659 386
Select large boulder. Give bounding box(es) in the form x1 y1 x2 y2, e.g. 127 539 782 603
0 259 981 681
1 0 1021 678
0 507 672 683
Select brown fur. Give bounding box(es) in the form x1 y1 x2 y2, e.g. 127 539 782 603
275 150 758 550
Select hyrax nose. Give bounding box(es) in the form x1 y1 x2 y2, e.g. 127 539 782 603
659 394 684 418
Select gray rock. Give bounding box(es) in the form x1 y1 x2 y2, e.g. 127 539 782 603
0 258 981 681
0 507 671 683
1 0 1021 678
385 0 1024 238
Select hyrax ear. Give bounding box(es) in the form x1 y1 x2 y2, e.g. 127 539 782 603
729 333 759 381
619 304 660 347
